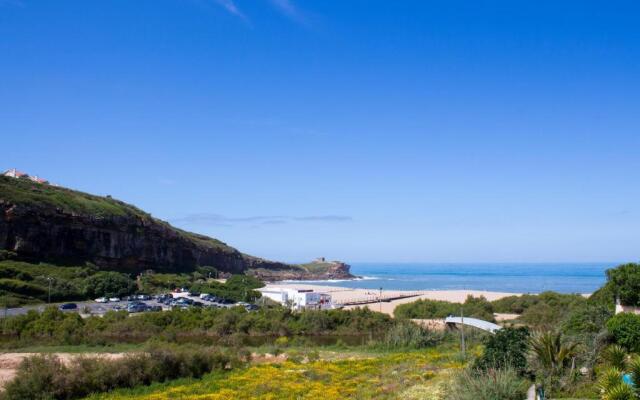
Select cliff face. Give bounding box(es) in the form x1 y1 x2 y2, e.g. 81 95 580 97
0 176 310 276
0 199 291 274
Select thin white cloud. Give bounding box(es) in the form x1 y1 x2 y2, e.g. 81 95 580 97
171 213 352 227
214 0 249 22
269 0 308 26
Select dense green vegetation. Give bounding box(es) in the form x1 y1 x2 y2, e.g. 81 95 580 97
394 295 495 321
606 313 640 353
0 305 397 348
474 327 530 374
0 345 240 400
603 262 640 306
0 257 263 306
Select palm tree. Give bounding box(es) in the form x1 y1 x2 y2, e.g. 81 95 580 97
598 355 640 400
530 331 578 375
529 331 578 393
603 345 628 371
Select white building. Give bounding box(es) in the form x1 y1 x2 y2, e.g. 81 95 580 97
615 299 640 315
259 288 332 310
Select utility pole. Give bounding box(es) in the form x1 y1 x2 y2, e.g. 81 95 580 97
379 287 382 313
460 306 466 357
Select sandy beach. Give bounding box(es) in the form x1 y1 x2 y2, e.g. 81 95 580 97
263 283 519 316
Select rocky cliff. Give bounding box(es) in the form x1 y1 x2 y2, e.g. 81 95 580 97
0 176 353 279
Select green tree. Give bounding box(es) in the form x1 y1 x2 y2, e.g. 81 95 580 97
605 263 640 306
84 272 136 298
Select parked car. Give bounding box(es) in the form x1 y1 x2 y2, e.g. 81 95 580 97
95 297 108 303
147 305 162 312
59 303 78 310
137 294 151 301
218 298 235 305
127 303 147 313
187 291 200 297
109 297 121 302
199 293 211 299
245 304 259 311
192 301 204 307
123 295 137 301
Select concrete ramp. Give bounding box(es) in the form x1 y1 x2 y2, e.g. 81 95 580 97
444 316 502 334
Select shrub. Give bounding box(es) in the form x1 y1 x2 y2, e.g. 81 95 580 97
444 368 529 400
83 272 136 298
394 295 494 321
383 320 442 349
606 313 640 353
0 347 238 400
474 327 530 374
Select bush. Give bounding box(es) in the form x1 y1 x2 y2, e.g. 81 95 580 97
383 320 443 349
394 295 495 321
0 347 238 400
606 313 640 353
84 272 136 298
474 327 530 374
444 368 529 400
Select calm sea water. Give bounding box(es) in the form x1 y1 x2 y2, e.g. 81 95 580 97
290 262 618 294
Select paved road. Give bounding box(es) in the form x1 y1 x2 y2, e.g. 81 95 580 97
0 294 233 318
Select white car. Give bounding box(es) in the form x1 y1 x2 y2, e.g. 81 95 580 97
108 297 121 302
95 297 108 303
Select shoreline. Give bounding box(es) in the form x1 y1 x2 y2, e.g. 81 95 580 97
263 282 522 316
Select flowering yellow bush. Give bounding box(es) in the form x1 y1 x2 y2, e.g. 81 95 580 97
90 349 462 400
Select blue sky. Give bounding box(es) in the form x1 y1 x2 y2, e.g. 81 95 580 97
1 0 639 263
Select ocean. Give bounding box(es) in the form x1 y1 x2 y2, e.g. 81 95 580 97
289 262 618 294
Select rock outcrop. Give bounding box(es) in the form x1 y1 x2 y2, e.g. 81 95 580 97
0 176 353 279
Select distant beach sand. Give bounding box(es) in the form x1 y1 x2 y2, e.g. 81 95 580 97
263 283 519 316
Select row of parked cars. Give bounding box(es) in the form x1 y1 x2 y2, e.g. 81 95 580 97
95 294 153 303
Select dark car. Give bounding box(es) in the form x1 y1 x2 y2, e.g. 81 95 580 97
192 301 204 307
59 303 78 310
127 303 148 313
147 305 162 312
219 298 235 305
245 304 259 311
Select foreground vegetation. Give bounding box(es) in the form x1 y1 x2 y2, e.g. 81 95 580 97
0 262 639 399
87 348 464 400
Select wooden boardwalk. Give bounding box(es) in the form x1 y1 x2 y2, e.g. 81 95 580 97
334 293 421 306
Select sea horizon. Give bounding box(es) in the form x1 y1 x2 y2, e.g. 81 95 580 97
282 262 620 294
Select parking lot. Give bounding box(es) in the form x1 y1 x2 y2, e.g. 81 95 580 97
0 292 253 318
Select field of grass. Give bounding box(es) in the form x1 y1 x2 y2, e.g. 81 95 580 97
87 348 464 400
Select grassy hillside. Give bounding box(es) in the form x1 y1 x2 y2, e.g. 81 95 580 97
0 176 148 218
0 175 234 253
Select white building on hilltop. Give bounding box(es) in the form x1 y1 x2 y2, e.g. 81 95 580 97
3 168 29 179
259 288 332 310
